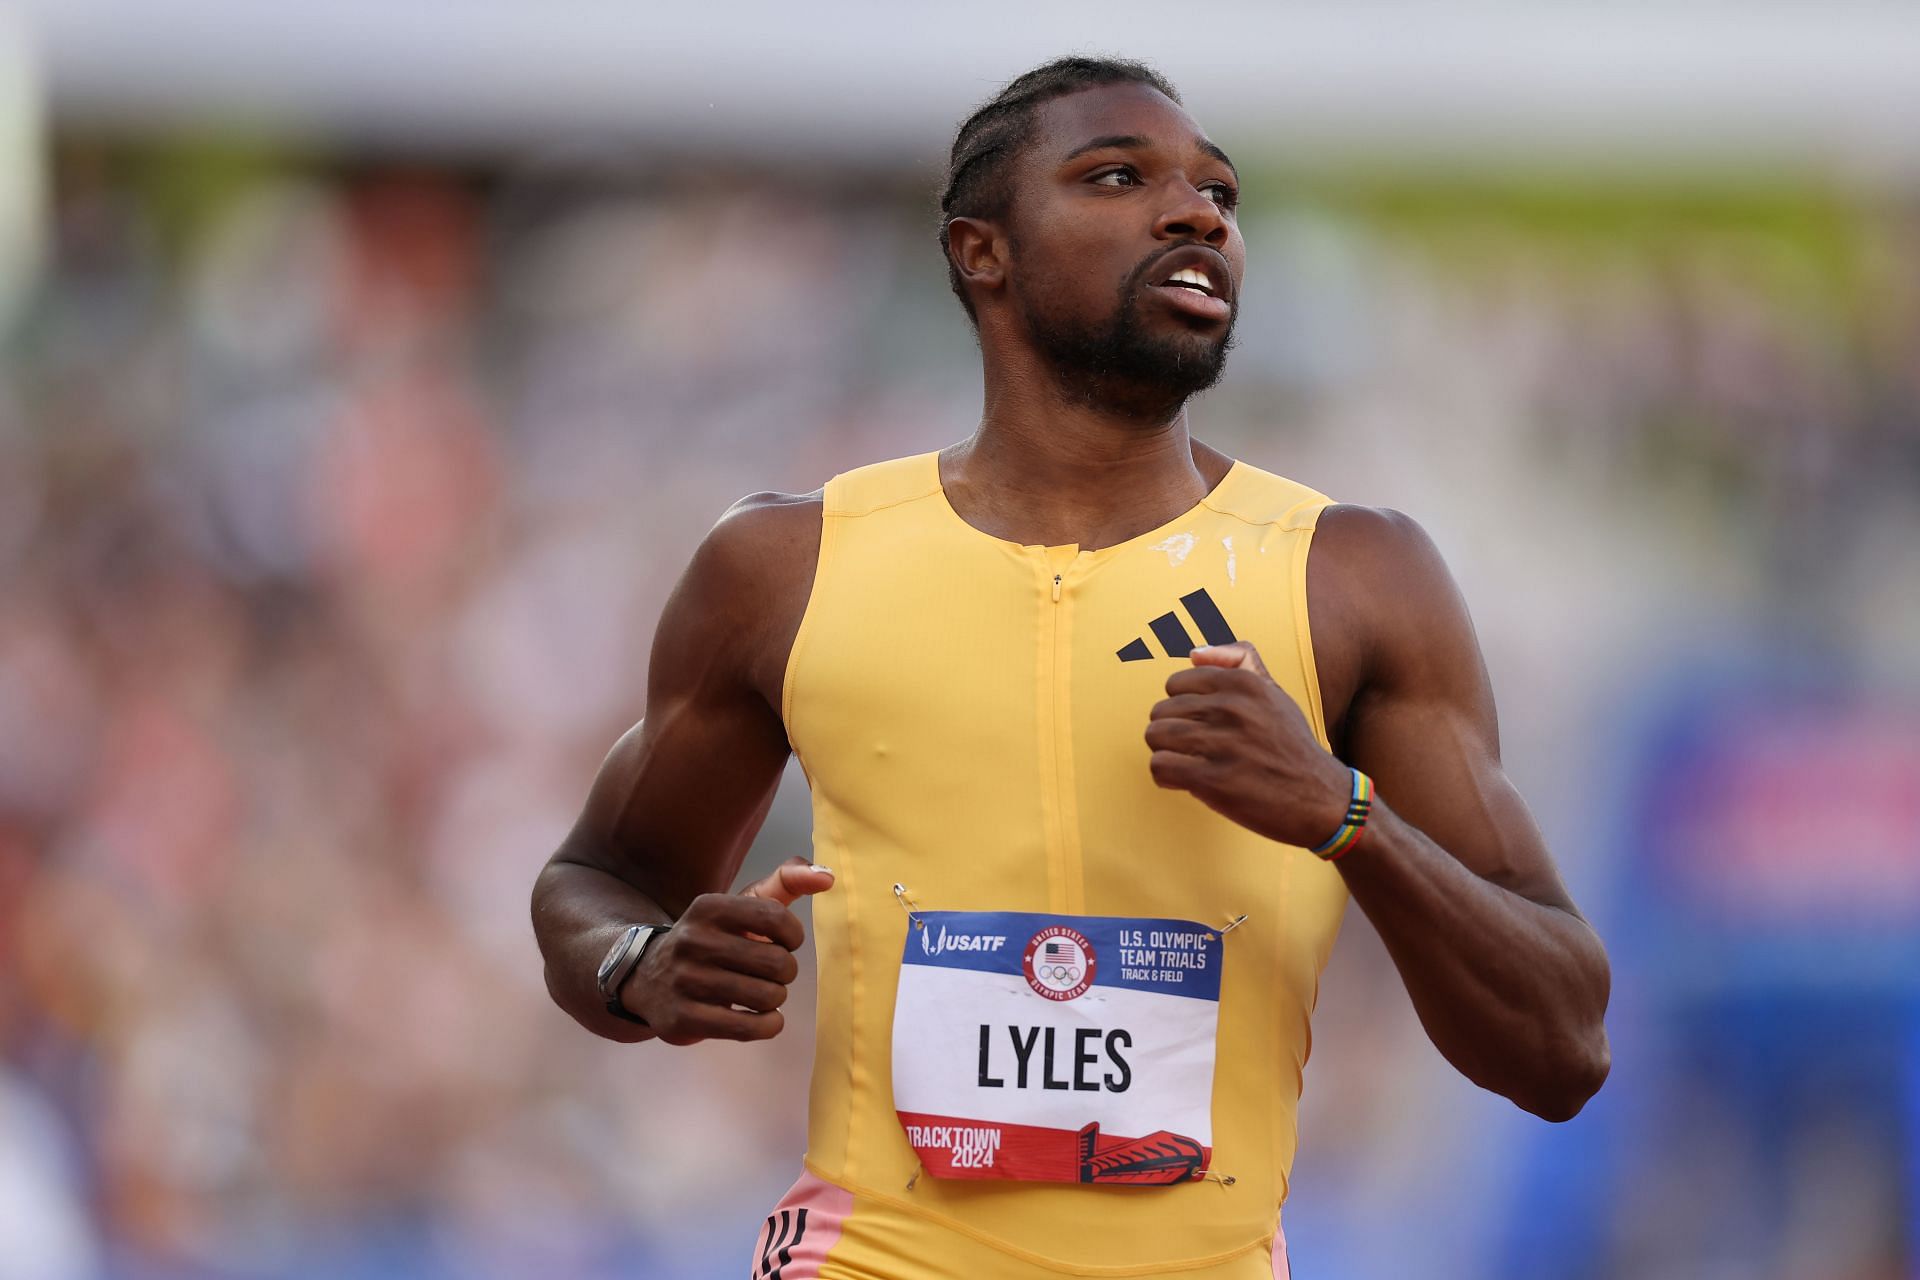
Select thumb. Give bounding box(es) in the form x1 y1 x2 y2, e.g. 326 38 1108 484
1190 641 1267 675
740 855 836 907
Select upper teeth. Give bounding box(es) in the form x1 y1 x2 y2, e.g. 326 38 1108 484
1168 267 1214 294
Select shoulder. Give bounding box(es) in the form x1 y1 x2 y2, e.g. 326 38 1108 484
1312 503 1469 641
694 489 825 590
1312 504 1452 588
1306 505 1482 740
659 489 823 708
696 445 938 586
712 488 825 537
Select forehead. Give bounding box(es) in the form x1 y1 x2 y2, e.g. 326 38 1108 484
1028 82 1212 163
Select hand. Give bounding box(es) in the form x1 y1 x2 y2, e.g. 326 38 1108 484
1145 642 1353 850
623 857 835 1045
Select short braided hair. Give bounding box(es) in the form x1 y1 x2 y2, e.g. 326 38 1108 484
939 56 1182 323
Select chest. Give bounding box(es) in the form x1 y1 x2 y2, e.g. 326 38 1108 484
785 516 1326 793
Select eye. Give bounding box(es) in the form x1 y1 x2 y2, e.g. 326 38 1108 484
1202 182 1239 211
1089 166 1140 189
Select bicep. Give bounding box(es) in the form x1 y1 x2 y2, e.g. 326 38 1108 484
1329 508 1577 914
558 506 806 917
570 695 790 920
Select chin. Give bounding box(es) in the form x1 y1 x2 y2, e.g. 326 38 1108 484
1130 332 1233 398
1021 291 1235 411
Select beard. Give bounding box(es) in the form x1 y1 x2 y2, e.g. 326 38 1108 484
1013 258 1236 421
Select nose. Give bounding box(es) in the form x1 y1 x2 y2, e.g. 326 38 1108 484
1153 179 1229 247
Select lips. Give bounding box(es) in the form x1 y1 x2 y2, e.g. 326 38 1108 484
1144 245 1234 323
1149 282 1231 322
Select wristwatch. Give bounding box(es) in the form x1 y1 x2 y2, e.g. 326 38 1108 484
596 923 667 1025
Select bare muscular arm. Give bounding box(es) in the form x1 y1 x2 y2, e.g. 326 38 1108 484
1146 504 1610 1120
1309 506 1610 1119
530 491 822 1044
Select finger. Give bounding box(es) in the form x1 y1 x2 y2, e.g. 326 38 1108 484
740 856 836 907
1190 641 1267 675
1147 693 1226 723
1149 749 1209 791
693 894 807 951
1164 666 1240 697
1144 717 1213 755
678 967 791 1014
677 1005 786 1043
710 935 803 986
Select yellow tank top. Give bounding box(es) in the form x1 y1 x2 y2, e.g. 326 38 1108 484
782 451 1349 1275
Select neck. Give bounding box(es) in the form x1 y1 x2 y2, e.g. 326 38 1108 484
940 343 1225 550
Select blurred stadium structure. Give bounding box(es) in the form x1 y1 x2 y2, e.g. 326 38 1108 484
2 5 1918 1278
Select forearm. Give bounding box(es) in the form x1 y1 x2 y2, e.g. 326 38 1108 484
1334 802 1611 1120
531 857 673 1044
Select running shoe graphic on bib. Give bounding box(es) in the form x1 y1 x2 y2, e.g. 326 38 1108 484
890 909 1224 1184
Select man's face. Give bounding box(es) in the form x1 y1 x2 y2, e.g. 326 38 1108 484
1002 82 1245 411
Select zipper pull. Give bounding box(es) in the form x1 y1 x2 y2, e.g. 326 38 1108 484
1052 573 1063 603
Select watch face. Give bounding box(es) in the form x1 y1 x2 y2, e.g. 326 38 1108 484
598 925 641 987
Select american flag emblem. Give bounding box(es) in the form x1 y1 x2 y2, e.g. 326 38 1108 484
1022 925 1097 1001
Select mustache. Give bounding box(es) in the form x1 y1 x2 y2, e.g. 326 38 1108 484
1124 245 1183 292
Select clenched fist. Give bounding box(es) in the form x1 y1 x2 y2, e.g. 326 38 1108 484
1145 642 1354 851
621 857 834 1045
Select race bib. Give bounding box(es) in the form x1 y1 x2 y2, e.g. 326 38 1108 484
890 909 1223 1185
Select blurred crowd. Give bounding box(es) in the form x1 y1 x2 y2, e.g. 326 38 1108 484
0 140 1916 1278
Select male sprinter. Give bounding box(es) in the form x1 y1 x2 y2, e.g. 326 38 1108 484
531 58 1610 1279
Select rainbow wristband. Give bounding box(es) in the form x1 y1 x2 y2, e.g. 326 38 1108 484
1311 769 1374 861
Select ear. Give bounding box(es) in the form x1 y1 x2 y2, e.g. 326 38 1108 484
945 215 1009 305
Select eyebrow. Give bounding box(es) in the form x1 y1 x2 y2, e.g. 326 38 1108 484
1198 141 1239 180
1060 134 1240 181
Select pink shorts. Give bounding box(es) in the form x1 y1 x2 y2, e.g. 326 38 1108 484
749 1170 1292 1279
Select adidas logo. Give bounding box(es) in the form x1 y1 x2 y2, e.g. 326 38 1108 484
754 1206 809 1278
1116 588 1238 661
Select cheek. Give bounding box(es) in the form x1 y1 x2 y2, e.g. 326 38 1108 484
1015 242 1124 314
1225 232 1247 287
1019 212 1134 293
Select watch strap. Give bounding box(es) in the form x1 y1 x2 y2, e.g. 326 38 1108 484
603 924 665 1025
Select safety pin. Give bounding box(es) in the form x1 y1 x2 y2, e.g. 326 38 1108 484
1202 1170 1237 1187
1204 913 1249 942
892 883 925 929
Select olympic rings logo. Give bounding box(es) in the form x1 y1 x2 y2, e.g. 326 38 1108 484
1023 925 1097 1001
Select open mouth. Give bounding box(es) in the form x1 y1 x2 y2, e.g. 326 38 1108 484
1160 266 1218 297
1147 257 1232 322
